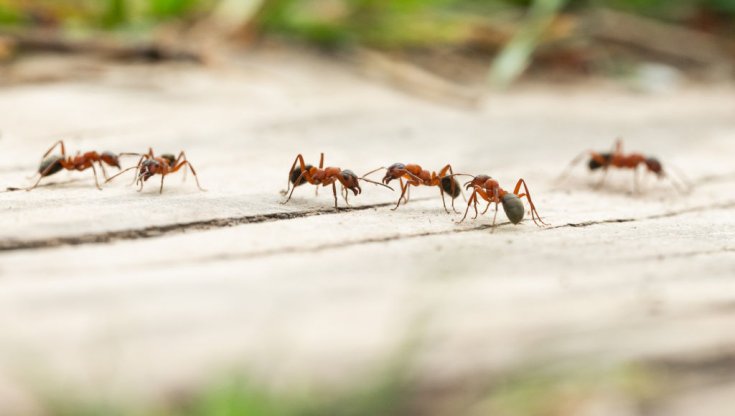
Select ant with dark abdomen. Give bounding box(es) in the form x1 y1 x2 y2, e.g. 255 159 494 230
283 153 393 209
558 138 690 193
26 140 131 191
460 175 548 230
106 148 205 194
363 163 465 213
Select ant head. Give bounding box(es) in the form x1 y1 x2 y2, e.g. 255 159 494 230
382 163 405 184
290 164 313 187
464 174 491 190
101 151 120 169
440 176 461 199
588 153 612 171
341 170 361 195
39 155 64 177
501 193 525 224
161 154 176 167
645 157 664 177
137 159 160 182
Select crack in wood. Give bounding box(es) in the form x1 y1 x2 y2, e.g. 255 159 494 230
0 201 402 252
1 200 733 254
171 201 735 263
633 247 735 261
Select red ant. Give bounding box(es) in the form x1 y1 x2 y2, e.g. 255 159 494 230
363 163 464 213
26 140 127 191
106 148 205 193
559 139 690 192
283 153 392 208
460 175 548 230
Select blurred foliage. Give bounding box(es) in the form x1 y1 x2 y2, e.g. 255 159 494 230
0 0 215 29
0 0 732 39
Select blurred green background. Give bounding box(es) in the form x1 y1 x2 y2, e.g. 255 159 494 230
0 0 732 47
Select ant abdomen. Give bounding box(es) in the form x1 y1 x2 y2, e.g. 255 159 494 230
290 164 313 187
502 193 525 224
39 155 64 176
440 176 461 199
161 154 177 167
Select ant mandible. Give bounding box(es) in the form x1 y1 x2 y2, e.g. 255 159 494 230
363 163 464 213
106 148 205 194
558 138 689 192
283 153 392 209
26 140 127 191
460 175 548 230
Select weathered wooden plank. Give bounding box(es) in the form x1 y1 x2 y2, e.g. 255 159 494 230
0 52 734 413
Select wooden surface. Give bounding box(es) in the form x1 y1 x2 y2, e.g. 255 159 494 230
1 51 735 414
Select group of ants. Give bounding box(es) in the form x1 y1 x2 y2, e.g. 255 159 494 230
23 138 690 230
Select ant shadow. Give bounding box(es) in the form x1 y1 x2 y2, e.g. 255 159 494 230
552 173 681 198
3 178 86 193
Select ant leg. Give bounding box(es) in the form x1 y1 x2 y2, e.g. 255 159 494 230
131 154 146 185
634 166 641 194
595 168 609 189
491 203 500 232
332 182 339 209
438 164 460 213
25 174 46 191
439 187 450 214
319 153 324 169
458 191 477 223
614 138 623 155
282 172 305 204
392 182 409 211
179 152 204 190
171 152 190 182
286 154 311 194
480 200 492 217
181 161 205 191
159 174 165 194
513 179 548 226
41 140 66 160
90 164 102 190
97 161 109 181
25 158 65 191
168 155 205 191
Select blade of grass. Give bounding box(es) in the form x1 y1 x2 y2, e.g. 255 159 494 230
488 0 568 89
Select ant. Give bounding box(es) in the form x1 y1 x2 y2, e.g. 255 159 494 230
460 175 547 230
283 153 392 209
363 163 464 213
558 139 690 193
106 148 205 194
26 140 127 191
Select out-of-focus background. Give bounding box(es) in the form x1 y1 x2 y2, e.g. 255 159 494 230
1 0 734 88
1 1 734 416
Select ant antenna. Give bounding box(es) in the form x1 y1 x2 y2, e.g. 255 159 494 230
557 151 589 183
362 166 423 184
665 163 693 191
362 166 387 177
662 169 690 194
446 173 474 202
105 165 139 183
359 176 394 191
